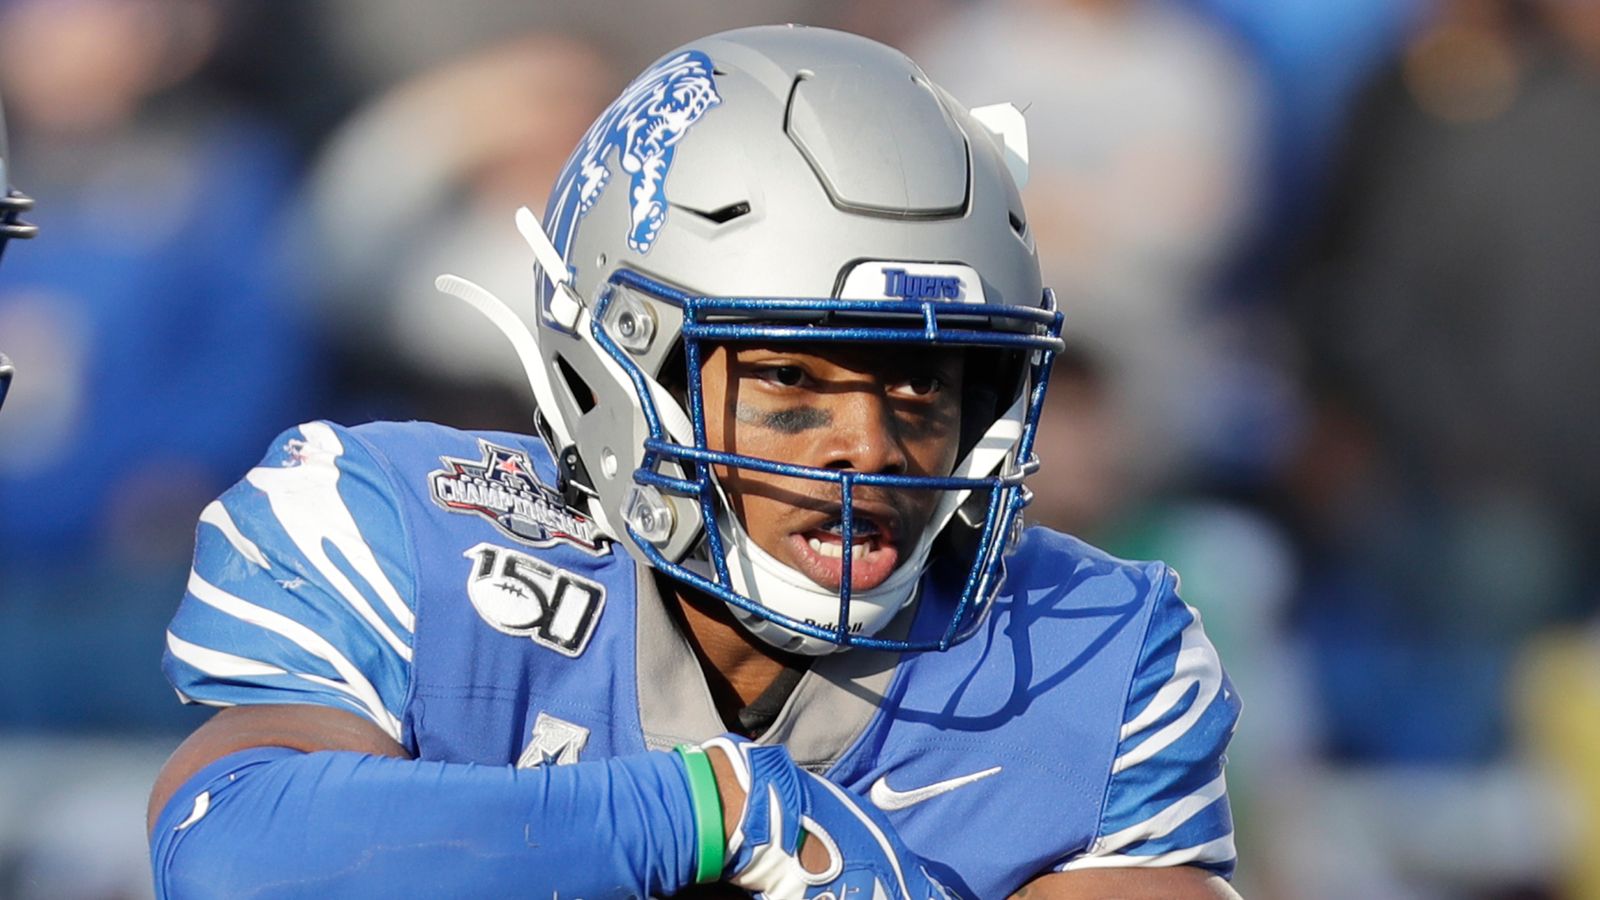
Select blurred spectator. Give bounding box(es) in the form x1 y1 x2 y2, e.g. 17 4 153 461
1180 0 1430 256
1025 345 1133 541
0 0 315 729
1289 0 1600 764
1257 2 1600 894
300 33 620 429
911 0 1269 492
308 0 840 104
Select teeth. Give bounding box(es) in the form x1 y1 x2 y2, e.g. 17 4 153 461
806 535 870 562
808 536 842 559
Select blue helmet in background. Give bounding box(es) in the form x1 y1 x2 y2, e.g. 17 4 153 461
0 93 39 410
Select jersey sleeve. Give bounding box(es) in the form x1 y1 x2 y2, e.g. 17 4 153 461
1057 566 1242 878
161 420 417 742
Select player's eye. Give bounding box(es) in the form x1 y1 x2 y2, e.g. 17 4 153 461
759 365 808 388
895 375 943 398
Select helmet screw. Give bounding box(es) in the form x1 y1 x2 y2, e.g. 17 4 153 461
623 485 675 544
606 288 657 353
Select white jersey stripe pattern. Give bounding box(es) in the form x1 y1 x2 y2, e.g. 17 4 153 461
245 421 415 658
165 421 417 744
1057 567 1239 876
1112 604 1224 774
184 567 404 740
166 631 288 682
198 500 271 569
166 631 396 727
1093 771 1230 854
1057 834 1237 872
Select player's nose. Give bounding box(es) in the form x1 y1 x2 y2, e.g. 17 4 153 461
818 386 908 475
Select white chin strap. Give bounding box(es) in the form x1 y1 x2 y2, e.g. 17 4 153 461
704 391 1028 656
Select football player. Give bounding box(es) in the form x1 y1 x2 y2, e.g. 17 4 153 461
148 26 1241 899
0 94 39 411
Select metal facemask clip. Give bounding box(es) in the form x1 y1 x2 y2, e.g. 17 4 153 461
623 484 675 545
600 283 657 354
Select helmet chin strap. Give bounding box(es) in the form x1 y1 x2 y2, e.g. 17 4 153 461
708 490 927 656
696 391 1028 655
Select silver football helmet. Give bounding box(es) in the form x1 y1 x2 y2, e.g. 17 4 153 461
0 94 39 410
441 25 1062 653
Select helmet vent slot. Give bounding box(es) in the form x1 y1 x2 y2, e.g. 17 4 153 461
678 200 751 225
554 354 597 414
1008 209 1027 237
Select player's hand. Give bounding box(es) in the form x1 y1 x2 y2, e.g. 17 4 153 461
702 735 958 900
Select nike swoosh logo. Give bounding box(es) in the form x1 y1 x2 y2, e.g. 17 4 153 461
868 766 1002 811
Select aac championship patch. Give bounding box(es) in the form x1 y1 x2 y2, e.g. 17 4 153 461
464 543 605 657
430 440 606 554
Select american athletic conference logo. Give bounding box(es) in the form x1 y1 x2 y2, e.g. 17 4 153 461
429 441 607 555
546 50 721 257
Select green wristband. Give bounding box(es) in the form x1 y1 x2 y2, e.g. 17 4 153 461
674 744 725 883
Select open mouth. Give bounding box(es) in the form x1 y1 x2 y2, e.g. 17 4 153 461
788 516 901 592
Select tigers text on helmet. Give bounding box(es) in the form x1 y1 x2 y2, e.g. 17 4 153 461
0 94 40 411
439 25 1063 654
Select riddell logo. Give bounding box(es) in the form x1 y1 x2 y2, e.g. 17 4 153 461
882 268 962 300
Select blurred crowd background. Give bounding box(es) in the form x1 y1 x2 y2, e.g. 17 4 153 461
1 0 1598 896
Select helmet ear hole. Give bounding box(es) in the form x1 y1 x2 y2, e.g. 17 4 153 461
653 340 690 405
958 348 1026 460
554 354 597 415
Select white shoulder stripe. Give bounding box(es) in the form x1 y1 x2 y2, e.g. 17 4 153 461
168 631 391 718
184 571 404 740
246 421 415 656
1057 832 1236 872
1114 604 1223 774
167 631 288 679
199 500 271 570
1094 772 1230 854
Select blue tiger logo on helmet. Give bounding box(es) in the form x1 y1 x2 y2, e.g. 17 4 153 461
545 50 720 264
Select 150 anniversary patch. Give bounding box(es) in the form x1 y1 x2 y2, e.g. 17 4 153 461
429 441 607 554
465 543 605 657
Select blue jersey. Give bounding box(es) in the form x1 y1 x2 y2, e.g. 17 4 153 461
163 420 1240 898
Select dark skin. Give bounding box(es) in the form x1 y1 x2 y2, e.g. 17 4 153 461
148 342 1240 899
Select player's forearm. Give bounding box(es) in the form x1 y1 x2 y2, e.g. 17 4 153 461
149 745 702 899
